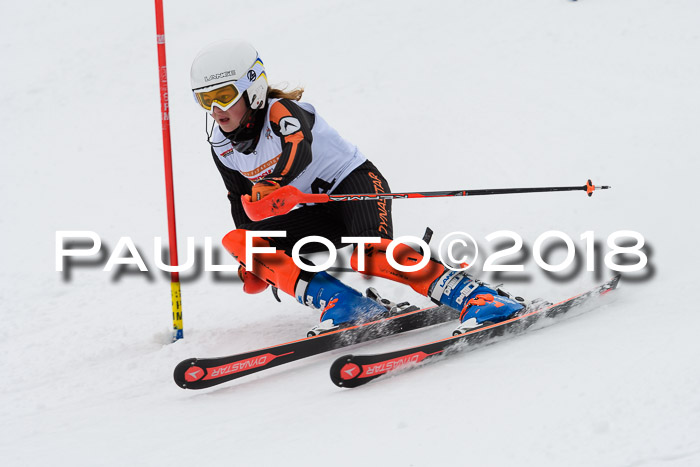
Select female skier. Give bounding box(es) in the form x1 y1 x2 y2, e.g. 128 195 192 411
190 40 524 335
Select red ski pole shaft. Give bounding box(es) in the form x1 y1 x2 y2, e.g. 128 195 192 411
155 0 183 341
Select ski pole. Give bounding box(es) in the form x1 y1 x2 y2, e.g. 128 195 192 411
241 179 610 221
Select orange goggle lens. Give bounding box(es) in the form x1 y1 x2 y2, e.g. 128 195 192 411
194 84 240 111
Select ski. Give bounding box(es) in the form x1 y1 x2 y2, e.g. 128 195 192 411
174 303 459 389
329 275 621 388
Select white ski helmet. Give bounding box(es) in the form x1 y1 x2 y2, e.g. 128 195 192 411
190 40 268 112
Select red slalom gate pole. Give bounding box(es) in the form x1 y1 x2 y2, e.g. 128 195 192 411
155 0 183 341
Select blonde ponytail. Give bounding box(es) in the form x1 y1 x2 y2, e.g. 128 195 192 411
268 85 305 101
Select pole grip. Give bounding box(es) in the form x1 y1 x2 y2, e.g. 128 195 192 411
242 186 329 221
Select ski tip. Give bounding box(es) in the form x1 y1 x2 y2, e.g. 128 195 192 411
594 274 622 300
608 274 622 290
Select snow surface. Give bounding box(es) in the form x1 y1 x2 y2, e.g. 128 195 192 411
2 0 700 466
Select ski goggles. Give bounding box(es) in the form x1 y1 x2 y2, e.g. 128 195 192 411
192 57 266 113
193 83 242 112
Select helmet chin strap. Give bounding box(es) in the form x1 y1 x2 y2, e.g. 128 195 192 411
237 107 255 132
229 105 263 154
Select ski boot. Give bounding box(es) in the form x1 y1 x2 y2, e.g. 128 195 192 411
365 287 414 315
305 272 391 337
427 270 527 335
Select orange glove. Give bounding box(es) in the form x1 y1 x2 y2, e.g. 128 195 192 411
251 178 282 201
238 265 269 294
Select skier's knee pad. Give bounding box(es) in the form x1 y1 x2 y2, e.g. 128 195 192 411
349 237 445 296
222 229 301 297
